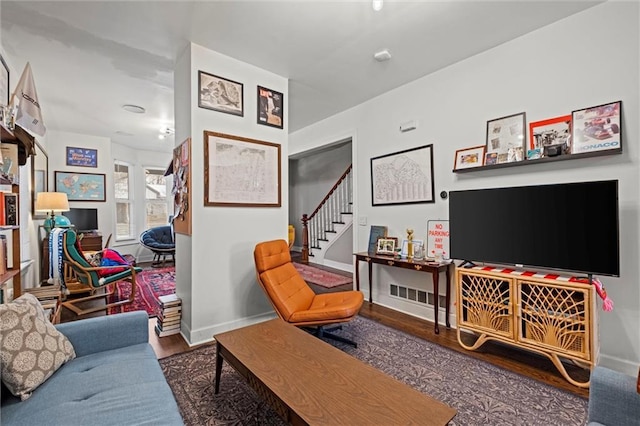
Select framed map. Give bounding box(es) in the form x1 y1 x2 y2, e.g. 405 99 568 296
55 171 106 201
204 131 281 207
370 144 435 206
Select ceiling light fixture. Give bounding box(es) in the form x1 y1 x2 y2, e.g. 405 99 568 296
122 104 146 114
372 0 383 12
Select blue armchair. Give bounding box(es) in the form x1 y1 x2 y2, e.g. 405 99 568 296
587 365 640 426
140 225 175 267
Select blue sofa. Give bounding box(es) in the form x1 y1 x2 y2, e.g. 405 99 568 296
588 365 640 426
1 311 183 425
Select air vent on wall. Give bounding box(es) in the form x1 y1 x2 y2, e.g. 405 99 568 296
390 283 446 308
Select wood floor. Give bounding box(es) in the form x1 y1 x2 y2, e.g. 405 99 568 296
150 257 589 399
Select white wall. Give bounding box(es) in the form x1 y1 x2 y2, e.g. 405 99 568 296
290 2 640 374
176 43 288 344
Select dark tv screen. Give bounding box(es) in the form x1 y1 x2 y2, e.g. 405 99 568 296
449 180 619 277
65 208 99 232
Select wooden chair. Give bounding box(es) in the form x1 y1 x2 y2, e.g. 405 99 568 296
254 239 364 347
61 230 142 316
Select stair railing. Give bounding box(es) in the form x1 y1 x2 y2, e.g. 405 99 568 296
301 165 352 263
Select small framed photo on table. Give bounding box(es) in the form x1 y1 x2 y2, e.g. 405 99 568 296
453 145 485 170
376 237 398 255
486 112 526 164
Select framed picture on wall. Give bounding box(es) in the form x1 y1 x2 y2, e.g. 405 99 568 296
257 85 284 129
486 112 526 164
529 115 572 158
198 71 244 116
453 145 485 170
55 171 106 201
571 100 622 154
66 146 98 167
370 144 435 206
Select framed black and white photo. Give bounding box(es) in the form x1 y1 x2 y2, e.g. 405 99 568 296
486 112 526 164
571 101 622 154
0 54 8 106
528 115 572 158
198 71 244 117
257 86 283 129
370 144 435 206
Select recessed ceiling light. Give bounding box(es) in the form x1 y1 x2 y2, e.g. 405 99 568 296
373 0 383 11
158 134 166 140
122 104 146 114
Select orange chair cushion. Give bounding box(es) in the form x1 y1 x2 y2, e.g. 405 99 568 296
259 262 315 321
289 291 364 324
254 239 292 274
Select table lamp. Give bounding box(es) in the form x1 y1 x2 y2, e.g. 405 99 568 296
35 192 71 233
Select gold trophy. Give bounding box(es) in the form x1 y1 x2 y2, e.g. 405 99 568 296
406 228 414 260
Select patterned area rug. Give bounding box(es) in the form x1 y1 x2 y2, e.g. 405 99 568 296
160 316 587 425
107 266 175 317
293 262 352 288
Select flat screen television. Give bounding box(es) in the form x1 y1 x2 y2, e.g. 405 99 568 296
64 208 99 233
449 180 619 277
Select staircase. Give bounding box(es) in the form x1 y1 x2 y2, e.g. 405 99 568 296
302 165 352 269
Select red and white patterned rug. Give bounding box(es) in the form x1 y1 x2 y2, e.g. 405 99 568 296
293 262 353 288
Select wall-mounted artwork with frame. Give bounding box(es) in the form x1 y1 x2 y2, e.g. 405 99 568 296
55 171 106 201
486 112 526 164
371 144 435 206
571 100 621 155
257 85 283 129
198 71 244 117
453 145 485 170
528 115 571 158
171 138 192 235
66 146 98 167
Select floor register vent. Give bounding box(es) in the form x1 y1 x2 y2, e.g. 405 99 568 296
390 284 446 308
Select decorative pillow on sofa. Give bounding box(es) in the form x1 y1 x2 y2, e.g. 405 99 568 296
0 293 75 400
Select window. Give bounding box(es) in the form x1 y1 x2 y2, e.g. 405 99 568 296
114 161 134 240
144 167 169 229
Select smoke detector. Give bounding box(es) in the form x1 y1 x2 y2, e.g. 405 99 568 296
373 49 392 62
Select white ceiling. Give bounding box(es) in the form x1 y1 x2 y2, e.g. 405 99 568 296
1 1 600 153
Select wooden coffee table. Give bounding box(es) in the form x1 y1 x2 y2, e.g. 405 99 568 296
214 319 456 425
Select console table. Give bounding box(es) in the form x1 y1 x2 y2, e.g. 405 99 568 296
353 252 453 334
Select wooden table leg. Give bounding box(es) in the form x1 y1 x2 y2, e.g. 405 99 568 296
432 269 440 334
368 260 373 303
355 257 360 292
445 264 452 329
214 341 223 394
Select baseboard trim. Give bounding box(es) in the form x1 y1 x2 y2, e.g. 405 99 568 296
186 311 278 346
597 354 640 376
322 259 352 272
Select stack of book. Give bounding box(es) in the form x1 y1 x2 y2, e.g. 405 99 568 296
155 293 182 337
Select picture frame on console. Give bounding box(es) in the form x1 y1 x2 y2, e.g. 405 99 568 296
486 112 526 164
453 145 485 170
528 115 572 158
571 100 621 155
376 237 397 255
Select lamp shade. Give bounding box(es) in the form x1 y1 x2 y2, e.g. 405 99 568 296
35 192 70 213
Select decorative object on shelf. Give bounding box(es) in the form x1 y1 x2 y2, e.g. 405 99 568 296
65 146 97 167
485 152 498 164
571 100 622 154
368 225 387 253
204 131 281 207
31 140 48 218
375 237 397 255
485 112 526 164
54 171 106 201
370 144 435 206
35 192 70 233
3 193 18 226
0 143 19 184
170 138 191 235
0 54 8 106
198 71 243 117
406 228 414 260
427 220 449 260
10 62 46 137
453 145 485 170
257 85 283 129
529 114 572 158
